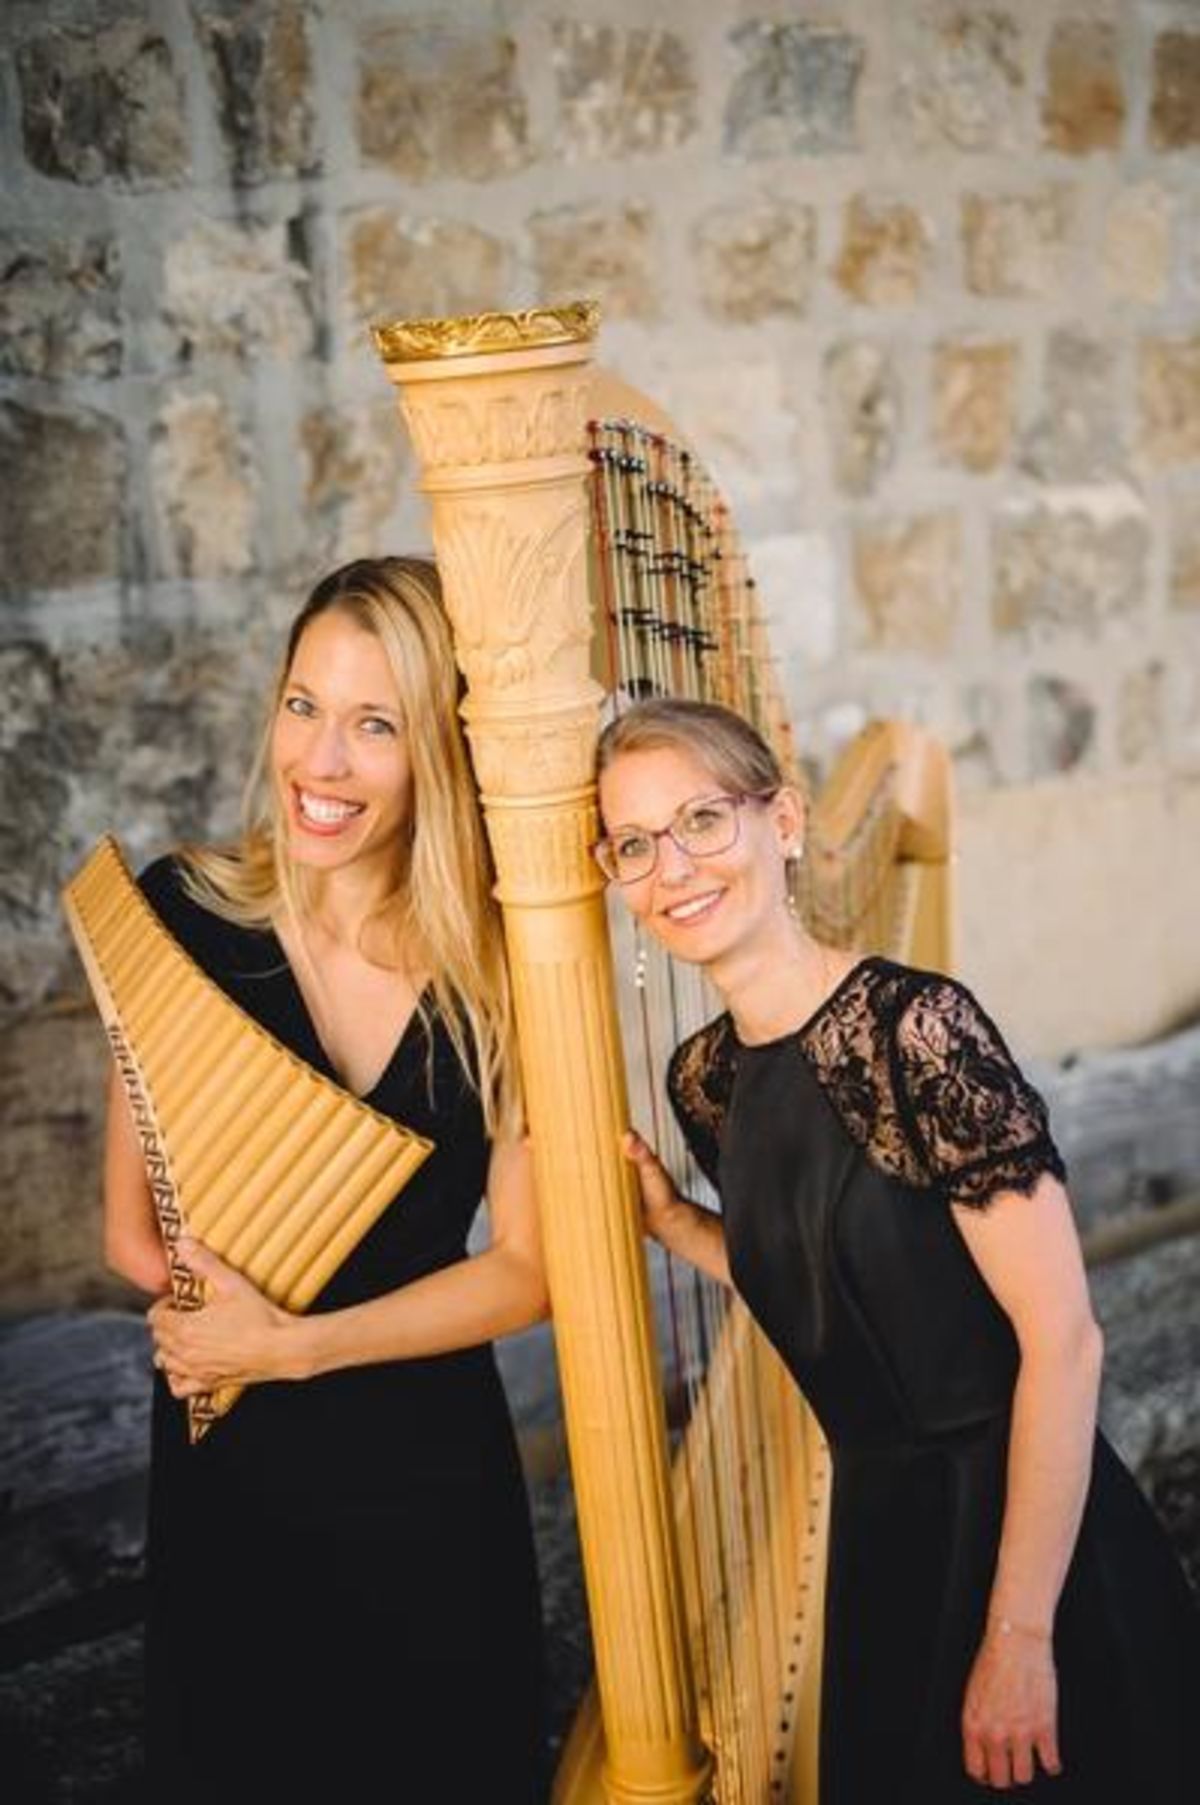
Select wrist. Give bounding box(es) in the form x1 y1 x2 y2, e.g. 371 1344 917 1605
274 1309 320 1381
986 1611 1053 1645
665 1198 706 1260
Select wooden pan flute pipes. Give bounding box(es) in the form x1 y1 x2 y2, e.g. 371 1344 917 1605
62 833 434 1442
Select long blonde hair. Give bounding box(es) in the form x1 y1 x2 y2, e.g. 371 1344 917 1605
179 556 520 1136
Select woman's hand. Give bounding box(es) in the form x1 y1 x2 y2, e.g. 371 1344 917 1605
622 1129 690 1251
621 1130 732 1287
961 1621 1061 1788
148 1238 298 1395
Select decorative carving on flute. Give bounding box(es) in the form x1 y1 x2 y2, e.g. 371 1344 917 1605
375 306 714 1805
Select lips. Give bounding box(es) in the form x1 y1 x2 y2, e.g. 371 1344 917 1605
292 785 367 835
661 889 724 926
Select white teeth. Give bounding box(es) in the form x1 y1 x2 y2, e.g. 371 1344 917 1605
298 790 364 825
666 892 721 922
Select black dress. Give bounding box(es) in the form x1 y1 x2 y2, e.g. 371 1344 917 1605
667 956 1199 1805
138 858 548 1804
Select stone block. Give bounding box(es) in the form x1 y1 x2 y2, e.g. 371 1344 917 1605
1035 1023 1200 1229
1042 21 1124 155
551 23 696 159
529 203 658 323
823 339 900 496
163 216 314 362
1020 331 1122 483
852 513 960 654
1092 1237 1200 1487
1169 500 1200 611
746 531 838 673
150 392 256 579
300 403 406 567
724 21 863 158
0 235 122 380
1150 30 1200 151
0 1010 111 1310
993 502 1149 642
651 358 797 513
1117 662 1167 767
0 643 73 971
0 404 125 596
358 20 530 182
833 196 930 306
345 210 509 326
1139 337 1200 467
16 19 188 187
692 200 815 324
932 340 1016 473
947 684 1004 791
193 0 317 185
1103 185 1171 305
1028 674 1095 777
962 187 1073 299
893 7 1026 152
0 623 280 1013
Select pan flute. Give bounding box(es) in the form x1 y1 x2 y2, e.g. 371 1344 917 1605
62 835 435 1442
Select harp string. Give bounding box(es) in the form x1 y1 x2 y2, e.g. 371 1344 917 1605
590 418 793 1794
587 414 935 1795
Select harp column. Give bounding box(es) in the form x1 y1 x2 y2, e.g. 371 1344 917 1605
374 305 713 1805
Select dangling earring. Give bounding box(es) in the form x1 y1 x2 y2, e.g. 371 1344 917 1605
785 844 804 929
634 933 648 992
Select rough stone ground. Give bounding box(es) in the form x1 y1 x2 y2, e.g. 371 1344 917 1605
1 1232 1197 1805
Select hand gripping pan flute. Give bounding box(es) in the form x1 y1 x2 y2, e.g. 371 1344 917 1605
62 836 435 1442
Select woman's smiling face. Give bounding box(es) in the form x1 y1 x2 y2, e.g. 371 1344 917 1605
271 608 412 880
598 743 800 967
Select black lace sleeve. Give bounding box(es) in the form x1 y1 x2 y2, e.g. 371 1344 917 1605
666 1016 738 1191
894 977 1066 1210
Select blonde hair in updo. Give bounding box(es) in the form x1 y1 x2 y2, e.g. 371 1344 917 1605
596 697 785 798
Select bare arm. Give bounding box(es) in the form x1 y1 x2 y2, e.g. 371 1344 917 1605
103 1064 170 1296
953 1171 1103 1789
623 1128 731 1288
149 1134 549 1391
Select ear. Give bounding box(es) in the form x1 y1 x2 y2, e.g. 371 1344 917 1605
767 785 806 854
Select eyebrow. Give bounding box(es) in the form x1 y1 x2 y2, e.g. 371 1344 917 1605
286 680 400 717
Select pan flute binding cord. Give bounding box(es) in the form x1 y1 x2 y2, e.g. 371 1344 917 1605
61 834 435 1445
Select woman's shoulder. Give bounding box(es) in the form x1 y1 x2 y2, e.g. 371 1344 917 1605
668 1011 737 1086
667 1012 738 1126
136 850 269 967
831 955 998 1042
136 851 192 923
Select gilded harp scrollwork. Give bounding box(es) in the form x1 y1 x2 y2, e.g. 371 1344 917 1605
374 303 955 1805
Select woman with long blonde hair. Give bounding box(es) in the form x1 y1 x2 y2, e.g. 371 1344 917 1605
105 557 549 1803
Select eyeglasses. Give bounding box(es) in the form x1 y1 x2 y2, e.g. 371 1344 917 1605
593 792 773 885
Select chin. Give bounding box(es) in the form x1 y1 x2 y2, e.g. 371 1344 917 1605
286 826 367 868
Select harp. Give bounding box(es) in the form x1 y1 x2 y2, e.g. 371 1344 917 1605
373 304 954 1802
62 835 435 1442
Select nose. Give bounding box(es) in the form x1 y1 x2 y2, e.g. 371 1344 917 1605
305 718 352 780
655 829 697 884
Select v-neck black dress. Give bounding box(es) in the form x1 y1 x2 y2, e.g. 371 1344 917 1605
668 957 1199 1805
137 858 548 1804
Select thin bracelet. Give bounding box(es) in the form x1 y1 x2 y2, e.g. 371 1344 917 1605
989 1614 1052 1643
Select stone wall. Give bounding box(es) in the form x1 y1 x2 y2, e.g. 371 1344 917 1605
2 0 1200 1305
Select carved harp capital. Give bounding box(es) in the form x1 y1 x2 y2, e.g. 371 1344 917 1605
371 299 599 366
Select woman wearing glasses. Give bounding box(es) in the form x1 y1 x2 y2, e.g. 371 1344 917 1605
594 696 1198 1805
